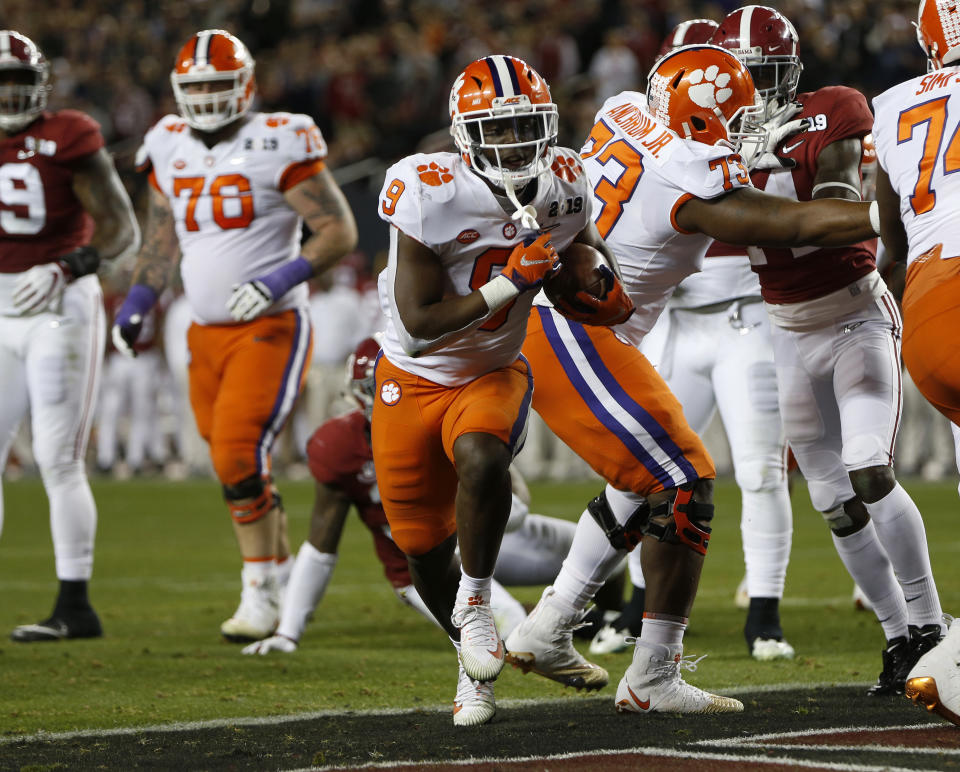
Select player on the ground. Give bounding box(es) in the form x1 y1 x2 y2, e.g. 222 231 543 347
0 31 140 642
504 42 881 715
373 54 633 727
243 336 598 655
590 15 796 663
710 4 944 696
111 29 358 643
872 0 960 724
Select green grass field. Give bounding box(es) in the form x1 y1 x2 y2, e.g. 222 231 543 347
1 475 958 737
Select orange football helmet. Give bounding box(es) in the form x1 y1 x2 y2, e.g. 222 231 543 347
0 30 50 133
449 55 558 190
646 44 764 154
916 0 960 71
171 29 255 132
657 19 719 57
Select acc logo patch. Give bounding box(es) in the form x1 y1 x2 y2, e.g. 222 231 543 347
380 380 401 406
502 222 517 239
173 159 187 169
457 229 480 243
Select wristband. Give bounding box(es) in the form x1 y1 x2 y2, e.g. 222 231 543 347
478 274 520 313
118 283 159 320
869 200 881 236
258 255 314 299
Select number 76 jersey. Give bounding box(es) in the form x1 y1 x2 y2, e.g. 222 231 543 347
873 68 960 266
579 92 752 344
137 111 326 324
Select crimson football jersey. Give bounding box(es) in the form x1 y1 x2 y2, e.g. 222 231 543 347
0 110 103 273
708 86 875 303
306 409 410 588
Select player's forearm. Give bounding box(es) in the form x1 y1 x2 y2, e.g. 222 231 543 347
300 217 359 276
395 292 492 357
129 248 176 294
89 209 140 261
784 199 876 247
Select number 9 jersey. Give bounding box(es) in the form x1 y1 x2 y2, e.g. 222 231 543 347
137 111 327 324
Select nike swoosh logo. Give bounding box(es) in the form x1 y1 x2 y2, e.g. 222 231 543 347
905 594 922 603
626 684 650 710
782 139 805 153
490 641 505 657
520 256 551 266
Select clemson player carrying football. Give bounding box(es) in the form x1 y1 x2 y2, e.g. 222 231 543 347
111 29 358 644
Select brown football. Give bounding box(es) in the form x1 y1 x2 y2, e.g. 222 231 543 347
543 242 609 312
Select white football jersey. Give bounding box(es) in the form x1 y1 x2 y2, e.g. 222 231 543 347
873 68 960 265
140 111 327 324
377 150 592 386
581 92 753 343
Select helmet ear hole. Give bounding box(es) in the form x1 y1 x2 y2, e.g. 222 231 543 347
690 115 707 131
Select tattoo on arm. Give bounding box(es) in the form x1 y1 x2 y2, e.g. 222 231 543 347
71 149 138 260
130 189 178 292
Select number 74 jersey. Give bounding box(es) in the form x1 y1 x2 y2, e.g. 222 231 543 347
873 68 960 266
137 111 327 324
579 92 753 344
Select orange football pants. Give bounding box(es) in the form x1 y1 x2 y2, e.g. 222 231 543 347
902 246 960 425
187 308 313 485
371 353 533 557
522 305 714 495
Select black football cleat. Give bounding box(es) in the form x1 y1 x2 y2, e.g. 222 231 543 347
867 635 910 696
11 609 103 642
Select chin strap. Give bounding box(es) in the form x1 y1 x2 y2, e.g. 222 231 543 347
502 174 540 231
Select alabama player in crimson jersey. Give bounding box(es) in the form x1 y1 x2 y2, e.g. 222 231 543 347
111 29 357 644
0 31 139 642
711 5 944 696
875 0 960 726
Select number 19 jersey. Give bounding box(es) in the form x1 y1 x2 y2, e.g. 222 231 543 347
138 111 327 324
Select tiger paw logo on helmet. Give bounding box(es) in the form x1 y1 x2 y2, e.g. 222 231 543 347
687 66 733 109
417 162 453 187
380 380 401 406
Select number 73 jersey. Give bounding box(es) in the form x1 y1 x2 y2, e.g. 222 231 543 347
873 68 960 266
579 92 753 344
138 112 327 324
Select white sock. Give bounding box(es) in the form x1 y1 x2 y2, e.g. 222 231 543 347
626 542 646 590
456 568 492 606
394 584 443 629
741 487 792 598
275 542 337 641
274 555 294 589
44 461 97 580
552 508 622 611
495 514 576 586
831 521 908 640
639 615 686 647
863 482 943 628
241 558 273 583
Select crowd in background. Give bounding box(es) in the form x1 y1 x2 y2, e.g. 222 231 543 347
2 0 953 482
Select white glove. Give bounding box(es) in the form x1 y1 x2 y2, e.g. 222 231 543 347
741 103 807 171
241 634 298 655
226 280 273 322
12 263 66 316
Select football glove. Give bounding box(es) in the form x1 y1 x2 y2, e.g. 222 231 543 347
227 280 273 322
112 284 159 358
241 634 298 655
11 263 67 315
740 103 807 172
551 264 635 327
501 233 560 293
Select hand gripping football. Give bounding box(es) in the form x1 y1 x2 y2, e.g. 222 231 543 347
543 242 610 316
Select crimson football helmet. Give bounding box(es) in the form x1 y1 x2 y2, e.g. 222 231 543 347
916 0 960 70
710 5 802 121
0 31 51 133
345 335 382 421
657 19 719 57
449 55 558 191
646 44 764 154
171 29 255 131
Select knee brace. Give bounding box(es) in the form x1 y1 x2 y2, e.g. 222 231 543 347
223 475 274 524
587 493 648 552
646 484 714 556
821 505 855 533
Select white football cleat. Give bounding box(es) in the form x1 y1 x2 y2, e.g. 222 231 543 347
242 634 298 655
589 623 631 655
453 659 496 726
452 595 505 682
734 576 749 610
852 583 874 612
751 637 796 661
221 570 280 643
616 639 744 714
505 586 609 690
905 616 960 727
